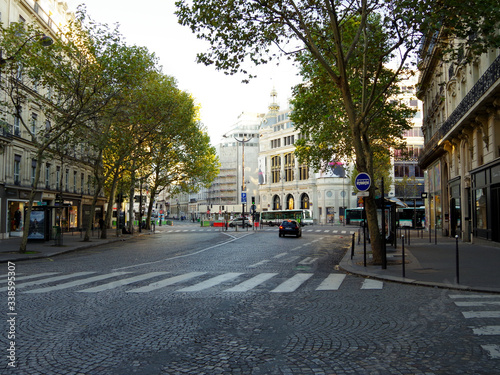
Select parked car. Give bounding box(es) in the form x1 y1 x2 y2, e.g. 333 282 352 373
228 217 252 228
278 220 302 238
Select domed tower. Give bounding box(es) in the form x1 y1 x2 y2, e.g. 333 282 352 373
268 87 280 114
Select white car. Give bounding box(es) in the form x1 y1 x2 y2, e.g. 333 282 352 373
228 217 252 228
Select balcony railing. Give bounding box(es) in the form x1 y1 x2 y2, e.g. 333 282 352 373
420 54 500 166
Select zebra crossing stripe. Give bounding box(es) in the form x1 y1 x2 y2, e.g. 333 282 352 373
449 295 500 299
361 279 383 289
23 272 130 294
471 326 500 335
455 301 500 307
0 272 95 292
316 274 346 290
462 311 500 319
481 344 500 359
127 272 206 293
0 272 59 283
271 273 313 293
225 273 278 292
177 273 243 292
78 272 169 293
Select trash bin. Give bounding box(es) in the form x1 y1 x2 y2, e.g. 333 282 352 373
53 226 62 246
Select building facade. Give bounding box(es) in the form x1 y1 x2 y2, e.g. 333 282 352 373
258 89 353 224
391 74 425 207
0 0 104 239
207 111 263 217
418 30 500 243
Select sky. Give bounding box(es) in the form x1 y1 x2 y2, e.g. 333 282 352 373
64 0 302 144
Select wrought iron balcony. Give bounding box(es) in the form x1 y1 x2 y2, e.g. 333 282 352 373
419 54 500 168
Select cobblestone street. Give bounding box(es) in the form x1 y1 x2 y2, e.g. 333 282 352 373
1 227 499 374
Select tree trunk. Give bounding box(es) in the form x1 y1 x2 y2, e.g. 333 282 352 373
102 171 119 239
129 167 136 234
364 193 383 264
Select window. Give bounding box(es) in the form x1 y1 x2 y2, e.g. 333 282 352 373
56 167 60 189
14 155 21 185
271 138 281 149
13 108 21 136
81 173 85 194
299 164 309 180
271 156 281 183
31 113 38 137
45 164 51 188
475 188 487 230
73 171 77 192
284 153 294 182
65 169 69 191
31 159 37 186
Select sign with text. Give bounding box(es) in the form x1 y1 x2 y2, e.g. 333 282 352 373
355 173 371 192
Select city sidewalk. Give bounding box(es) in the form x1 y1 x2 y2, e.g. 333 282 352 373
340 228 500 294
0 228 154 263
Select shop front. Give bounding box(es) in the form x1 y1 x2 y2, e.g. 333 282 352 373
426 162 443 234
6 188 42 238
471 160 500 243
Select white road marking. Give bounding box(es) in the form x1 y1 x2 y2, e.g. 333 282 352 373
449 295 500 299
298 257 317 265
462 311 500 319
454 301 500 307
271 273 313 293
127 272 206 293
481 344 500 359
24 272 130 294
361 279 383 289
273 253 288 259
177 273 243 292
78 272 169 292
0 272 59 282
248 260 270 268
471 326 500 335
316 274 346 291
225 273 278 292
0 272 95 292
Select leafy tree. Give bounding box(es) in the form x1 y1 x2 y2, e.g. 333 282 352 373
131 73 219 229
175 0 500 262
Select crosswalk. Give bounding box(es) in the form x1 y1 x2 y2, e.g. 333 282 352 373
450 294 500 359
1 271 384 294
159 227 357 235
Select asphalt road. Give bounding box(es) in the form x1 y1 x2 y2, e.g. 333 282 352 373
1 224 499 374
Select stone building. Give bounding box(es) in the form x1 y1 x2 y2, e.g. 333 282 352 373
258 89 353 224
0 1 104 239
418 30 500 243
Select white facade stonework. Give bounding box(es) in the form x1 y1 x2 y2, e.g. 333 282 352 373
418 31 500 243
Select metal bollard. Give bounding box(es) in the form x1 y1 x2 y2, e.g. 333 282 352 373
351 233 355 259
402 235 405 278
455 235 460 284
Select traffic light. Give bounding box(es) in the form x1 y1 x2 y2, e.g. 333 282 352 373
251 196 255 205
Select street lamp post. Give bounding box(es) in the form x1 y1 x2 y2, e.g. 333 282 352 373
224 134 252 218
0 34 53 65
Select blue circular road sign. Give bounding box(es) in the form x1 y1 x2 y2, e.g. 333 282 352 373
355 173 371 192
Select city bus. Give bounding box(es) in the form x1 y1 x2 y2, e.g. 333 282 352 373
260 209 313 226
396 207 425 228
345 207 365 226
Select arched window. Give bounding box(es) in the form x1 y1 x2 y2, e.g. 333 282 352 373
300 193 310 209
286 194 294 210
273 195 281 210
